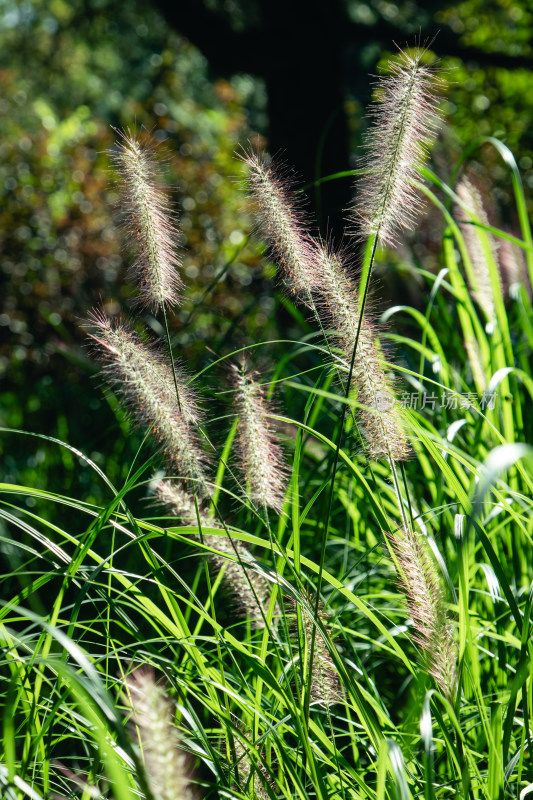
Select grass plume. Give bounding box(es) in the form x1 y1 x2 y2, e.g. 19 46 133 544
384 528 457 700
230 728 272 800
243 153 409 461
123 667 195 800
241 150 319 296
352 48 442 246
113 129 183 310
88 310 210 497
231 359 288 512
455 174 500 323
289 594 342 708
155 479 276 629
314 243 410 461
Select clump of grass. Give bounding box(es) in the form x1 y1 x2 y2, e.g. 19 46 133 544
3 43 533 800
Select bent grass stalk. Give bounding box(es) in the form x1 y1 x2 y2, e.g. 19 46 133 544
310 49 442 720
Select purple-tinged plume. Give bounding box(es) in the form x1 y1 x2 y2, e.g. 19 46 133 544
352 49 442 246
231 360 288 512
242 150 319 295
89 310 209 497
123 668 195 800
113 130 183 310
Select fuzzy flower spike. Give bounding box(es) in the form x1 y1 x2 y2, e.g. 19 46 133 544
231 360 288 512
113 129 183 310
384 528 457 700
314 243 410 460
455 174 499 324
155 480 276 630
242 150 319 296
123 668 195 800
352 48 442 247
89 310 210 497
242 150 409 461
288 594 342 708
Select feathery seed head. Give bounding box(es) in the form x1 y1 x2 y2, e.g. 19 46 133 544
231 728 272 800
384 528 457 700
287 594 342 708
154 479 214 528
352 49 442 246
242 147 409 460
113 129 183 310
155 479 276 630
231 359 288 512
241 149 319 295
455 175 499 322
314 244 410 461
498 237 530 299
88 310 210 497
123 667 195 800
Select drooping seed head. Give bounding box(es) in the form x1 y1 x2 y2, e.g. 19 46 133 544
314 244 410 461
155 479 276 630
231 359 288 512
88 310 210 497
352 49 442 246
113 129 183 310
241 149 319 295
123 668 195 800
455 174 499 323
384 528 457 700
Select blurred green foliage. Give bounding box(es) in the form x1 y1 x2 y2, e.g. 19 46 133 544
0 0 279 508
436 0 533 214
